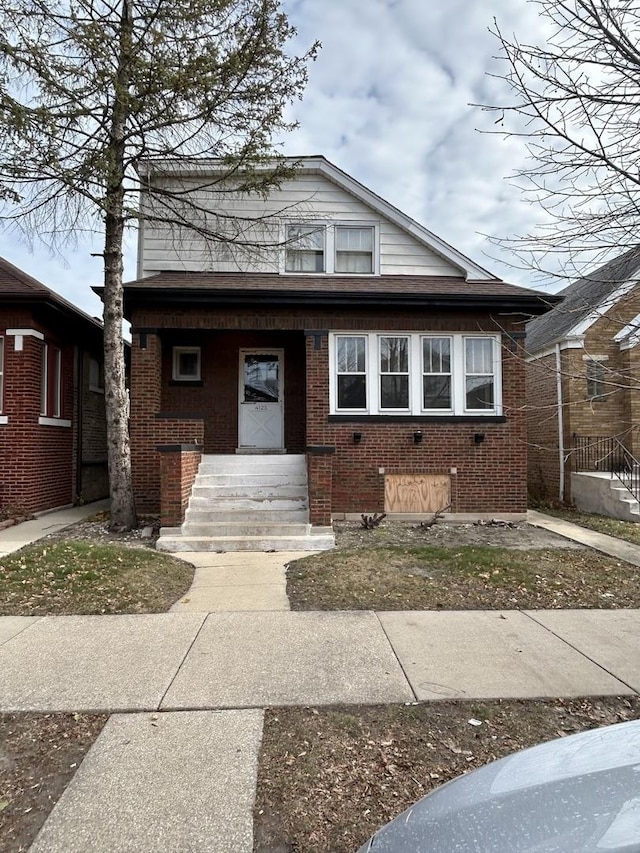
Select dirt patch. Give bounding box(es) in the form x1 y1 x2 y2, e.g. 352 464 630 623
254 697 640 853
41 511 160 550
334 520 584 550
0 713 107 853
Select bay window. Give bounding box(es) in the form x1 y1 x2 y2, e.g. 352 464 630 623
331 332 501 416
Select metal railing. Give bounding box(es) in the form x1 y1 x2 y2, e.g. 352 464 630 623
572 433 640 505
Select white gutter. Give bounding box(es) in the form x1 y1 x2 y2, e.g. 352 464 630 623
555 343 565 501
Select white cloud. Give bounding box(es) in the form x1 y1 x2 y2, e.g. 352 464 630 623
0 0 560 311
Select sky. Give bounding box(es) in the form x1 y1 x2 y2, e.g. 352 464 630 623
0 0 553 319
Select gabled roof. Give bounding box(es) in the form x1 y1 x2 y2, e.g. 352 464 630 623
526 248 640 355
121 271 553 315
138 155 498 282
0 255 104 335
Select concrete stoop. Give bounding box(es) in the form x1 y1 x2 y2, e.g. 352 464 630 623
156 454 335 552
571 471 640 522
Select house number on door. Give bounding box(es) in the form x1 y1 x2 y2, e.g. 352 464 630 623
254 404 268 411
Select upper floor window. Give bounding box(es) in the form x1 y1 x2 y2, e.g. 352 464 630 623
330 332 501 416
335 227 374 274
285 225 325 272
284 223 377 275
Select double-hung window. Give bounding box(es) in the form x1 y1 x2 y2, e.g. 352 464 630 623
284 224 376 274
586 358 607 401
335 227 374 273
336 335 367 410
331 332 501 416
285 225 325 272
422 337 452 410
464 338 495 411
379 336 409 409
40 343 63 419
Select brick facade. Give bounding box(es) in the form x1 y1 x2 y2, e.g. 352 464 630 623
0 307 108 516
130 305 530 519
158 445 202 526
527 287 640 503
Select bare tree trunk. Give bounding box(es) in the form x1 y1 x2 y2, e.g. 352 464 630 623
103 0 136 531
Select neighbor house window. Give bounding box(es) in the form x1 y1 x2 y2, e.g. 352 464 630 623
379 336 409 409
89 357 104 393
586 359 607 401
41 343 63 418
422 337 452 410
330 332 501 416
336 335 367 410
464 337 495 411
335 226 374 274
172 347 201 381
285 225 325 272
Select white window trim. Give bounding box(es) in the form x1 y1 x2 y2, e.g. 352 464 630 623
39 416 71 427
281 221 380 276
329 332 502 416
172 346 201 381
40 343 48 416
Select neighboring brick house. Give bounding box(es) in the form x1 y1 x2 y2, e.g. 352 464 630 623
526 248 640 516
124 156 552 543
0 257 109 515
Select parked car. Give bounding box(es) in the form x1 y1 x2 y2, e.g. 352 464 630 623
357 719 640 852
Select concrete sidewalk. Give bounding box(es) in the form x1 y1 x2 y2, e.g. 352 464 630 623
529 509 640 566
0 500 109 557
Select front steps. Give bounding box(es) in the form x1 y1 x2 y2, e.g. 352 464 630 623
156 454 335 552
571 471 640 521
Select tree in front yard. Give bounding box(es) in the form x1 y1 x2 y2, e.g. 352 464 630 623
0 0 318 529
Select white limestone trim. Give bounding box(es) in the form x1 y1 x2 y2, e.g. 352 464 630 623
138 156 496 282
564 279 637 338
6 328 44 352
0 416 8 425
38 416 71 427
524 335 584 362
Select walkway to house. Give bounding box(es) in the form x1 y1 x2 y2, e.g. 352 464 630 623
2 507 640 850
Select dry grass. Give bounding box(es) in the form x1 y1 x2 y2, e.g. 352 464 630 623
0 541 194 615
287 544 639 610
254 697 640 853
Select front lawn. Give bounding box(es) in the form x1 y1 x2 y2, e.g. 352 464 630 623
287 545 639 610
0 541 194 615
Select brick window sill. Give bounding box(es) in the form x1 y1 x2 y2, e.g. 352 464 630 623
39 416 71 427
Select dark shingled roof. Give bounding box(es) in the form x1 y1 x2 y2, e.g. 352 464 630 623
123 271 551 306
0 255 103 332
526 248 640 354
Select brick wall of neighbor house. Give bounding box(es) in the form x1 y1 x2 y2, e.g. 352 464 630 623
526 352 562 503
130 306 530 516
0 310 76 514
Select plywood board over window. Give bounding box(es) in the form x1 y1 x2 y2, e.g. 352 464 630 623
384 474 451 514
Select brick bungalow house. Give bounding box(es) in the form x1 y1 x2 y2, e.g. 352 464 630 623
0 256 109 515
526 248 640 518
124 157 552 550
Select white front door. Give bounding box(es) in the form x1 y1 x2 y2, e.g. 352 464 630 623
238 350 285 449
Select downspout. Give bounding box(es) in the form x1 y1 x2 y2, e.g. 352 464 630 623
555 343 565 502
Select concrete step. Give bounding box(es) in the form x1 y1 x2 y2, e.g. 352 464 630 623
194 473 308 488
182 521 312 537
184 508 309 524
187 497 308 513
198 457 306 476
156 528 335 552
191 484 308 500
